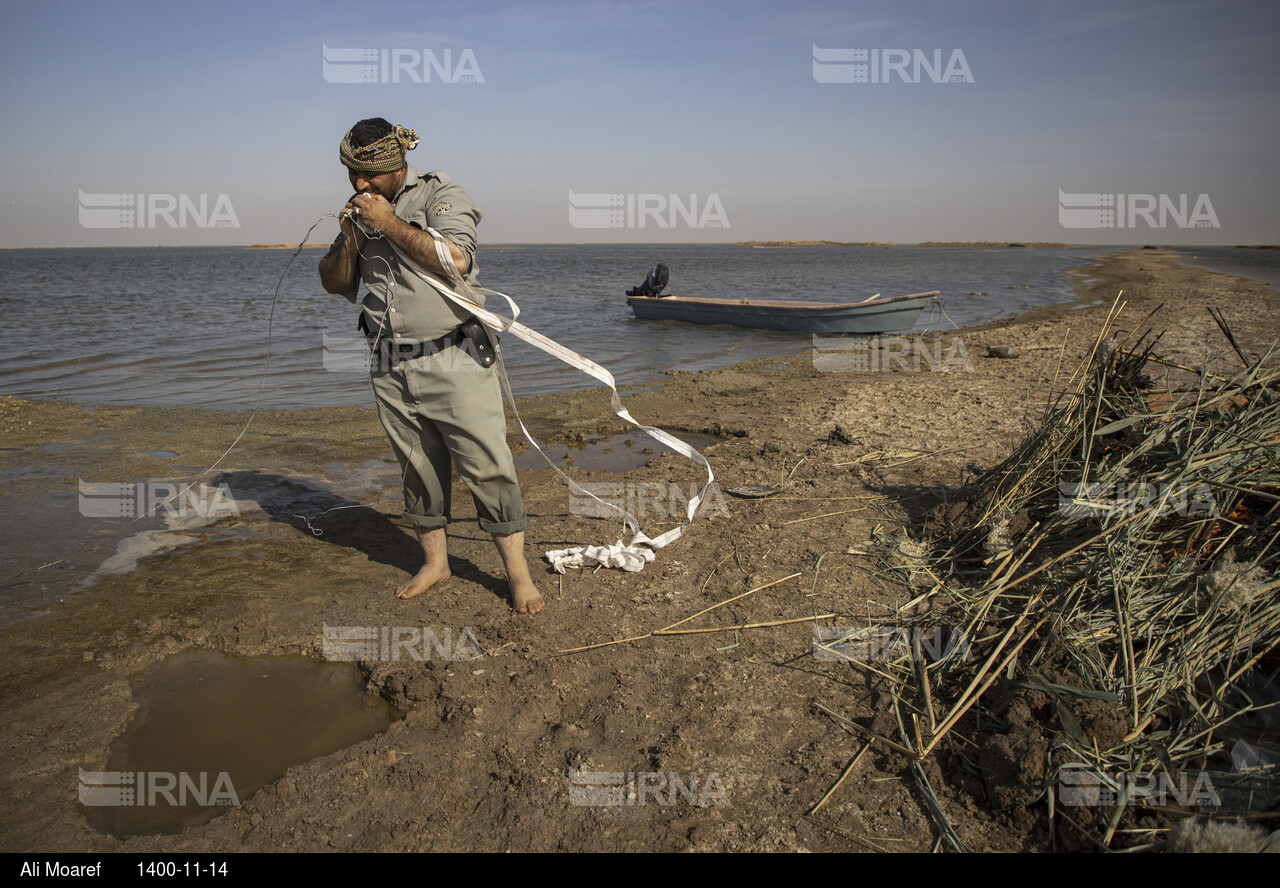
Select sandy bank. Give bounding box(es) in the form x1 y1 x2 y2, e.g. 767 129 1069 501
0 248 1276 852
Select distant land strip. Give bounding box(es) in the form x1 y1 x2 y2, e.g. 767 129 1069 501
738 240 896 247
737 240 1079 248
248 242 329 250
917 241 1074 248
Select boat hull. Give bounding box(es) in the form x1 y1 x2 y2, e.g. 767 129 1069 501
626 291 939 334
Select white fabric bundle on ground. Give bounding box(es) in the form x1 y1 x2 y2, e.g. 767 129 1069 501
545 542 657 573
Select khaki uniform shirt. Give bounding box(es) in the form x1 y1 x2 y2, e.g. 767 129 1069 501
343 167 484 341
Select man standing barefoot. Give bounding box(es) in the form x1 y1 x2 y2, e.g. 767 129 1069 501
318 117 544 615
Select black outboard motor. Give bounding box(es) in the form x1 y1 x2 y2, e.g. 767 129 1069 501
626 262 670 298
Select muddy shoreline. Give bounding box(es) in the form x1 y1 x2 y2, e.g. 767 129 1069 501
1 248 1276 852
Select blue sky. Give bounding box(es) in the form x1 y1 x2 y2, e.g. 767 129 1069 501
2 0 1277 246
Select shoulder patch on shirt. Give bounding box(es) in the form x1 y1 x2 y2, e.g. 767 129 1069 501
431 201 452 216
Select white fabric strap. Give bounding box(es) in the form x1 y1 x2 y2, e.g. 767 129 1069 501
359 221 714 571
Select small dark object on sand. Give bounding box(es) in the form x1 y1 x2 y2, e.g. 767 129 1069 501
726 484 781 498
830 424 857 444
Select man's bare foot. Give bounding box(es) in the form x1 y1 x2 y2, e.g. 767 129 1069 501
396 526 450 600
492 530 544 615
394 562 451 599
510 574 545 614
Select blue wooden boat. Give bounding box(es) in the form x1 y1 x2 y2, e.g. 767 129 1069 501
627 290 940 334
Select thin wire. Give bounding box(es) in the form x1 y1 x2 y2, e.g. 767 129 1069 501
3 213 391 582
288 222 417 535
935 297 963 331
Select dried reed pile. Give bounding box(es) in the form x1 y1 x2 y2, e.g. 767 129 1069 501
822 305 1280 848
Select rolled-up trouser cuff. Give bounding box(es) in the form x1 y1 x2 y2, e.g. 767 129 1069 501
479 515 527 535
402 511 449 530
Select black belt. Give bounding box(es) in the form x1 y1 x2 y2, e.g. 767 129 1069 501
371 318 497 368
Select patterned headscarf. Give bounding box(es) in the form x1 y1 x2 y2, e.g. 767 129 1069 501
339 124 420 173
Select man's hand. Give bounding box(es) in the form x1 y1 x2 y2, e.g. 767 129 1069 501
350 191 399 234
338 204 360 240
318 197 368 295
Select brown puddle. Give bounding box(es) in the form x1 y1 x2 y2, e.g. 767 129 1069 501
81 649 402 837
513 430 721 473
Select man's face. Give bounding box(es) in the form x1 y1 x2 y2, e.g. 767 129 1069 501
347 164 407 202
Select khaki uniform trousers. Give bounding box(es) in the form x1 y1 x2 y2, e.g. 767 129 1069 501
371 344 526 535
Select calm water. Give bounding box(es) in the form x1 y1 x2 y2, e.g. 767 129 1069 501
1165 247 1280 293
5 242 1277 622
0 243 1123 408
